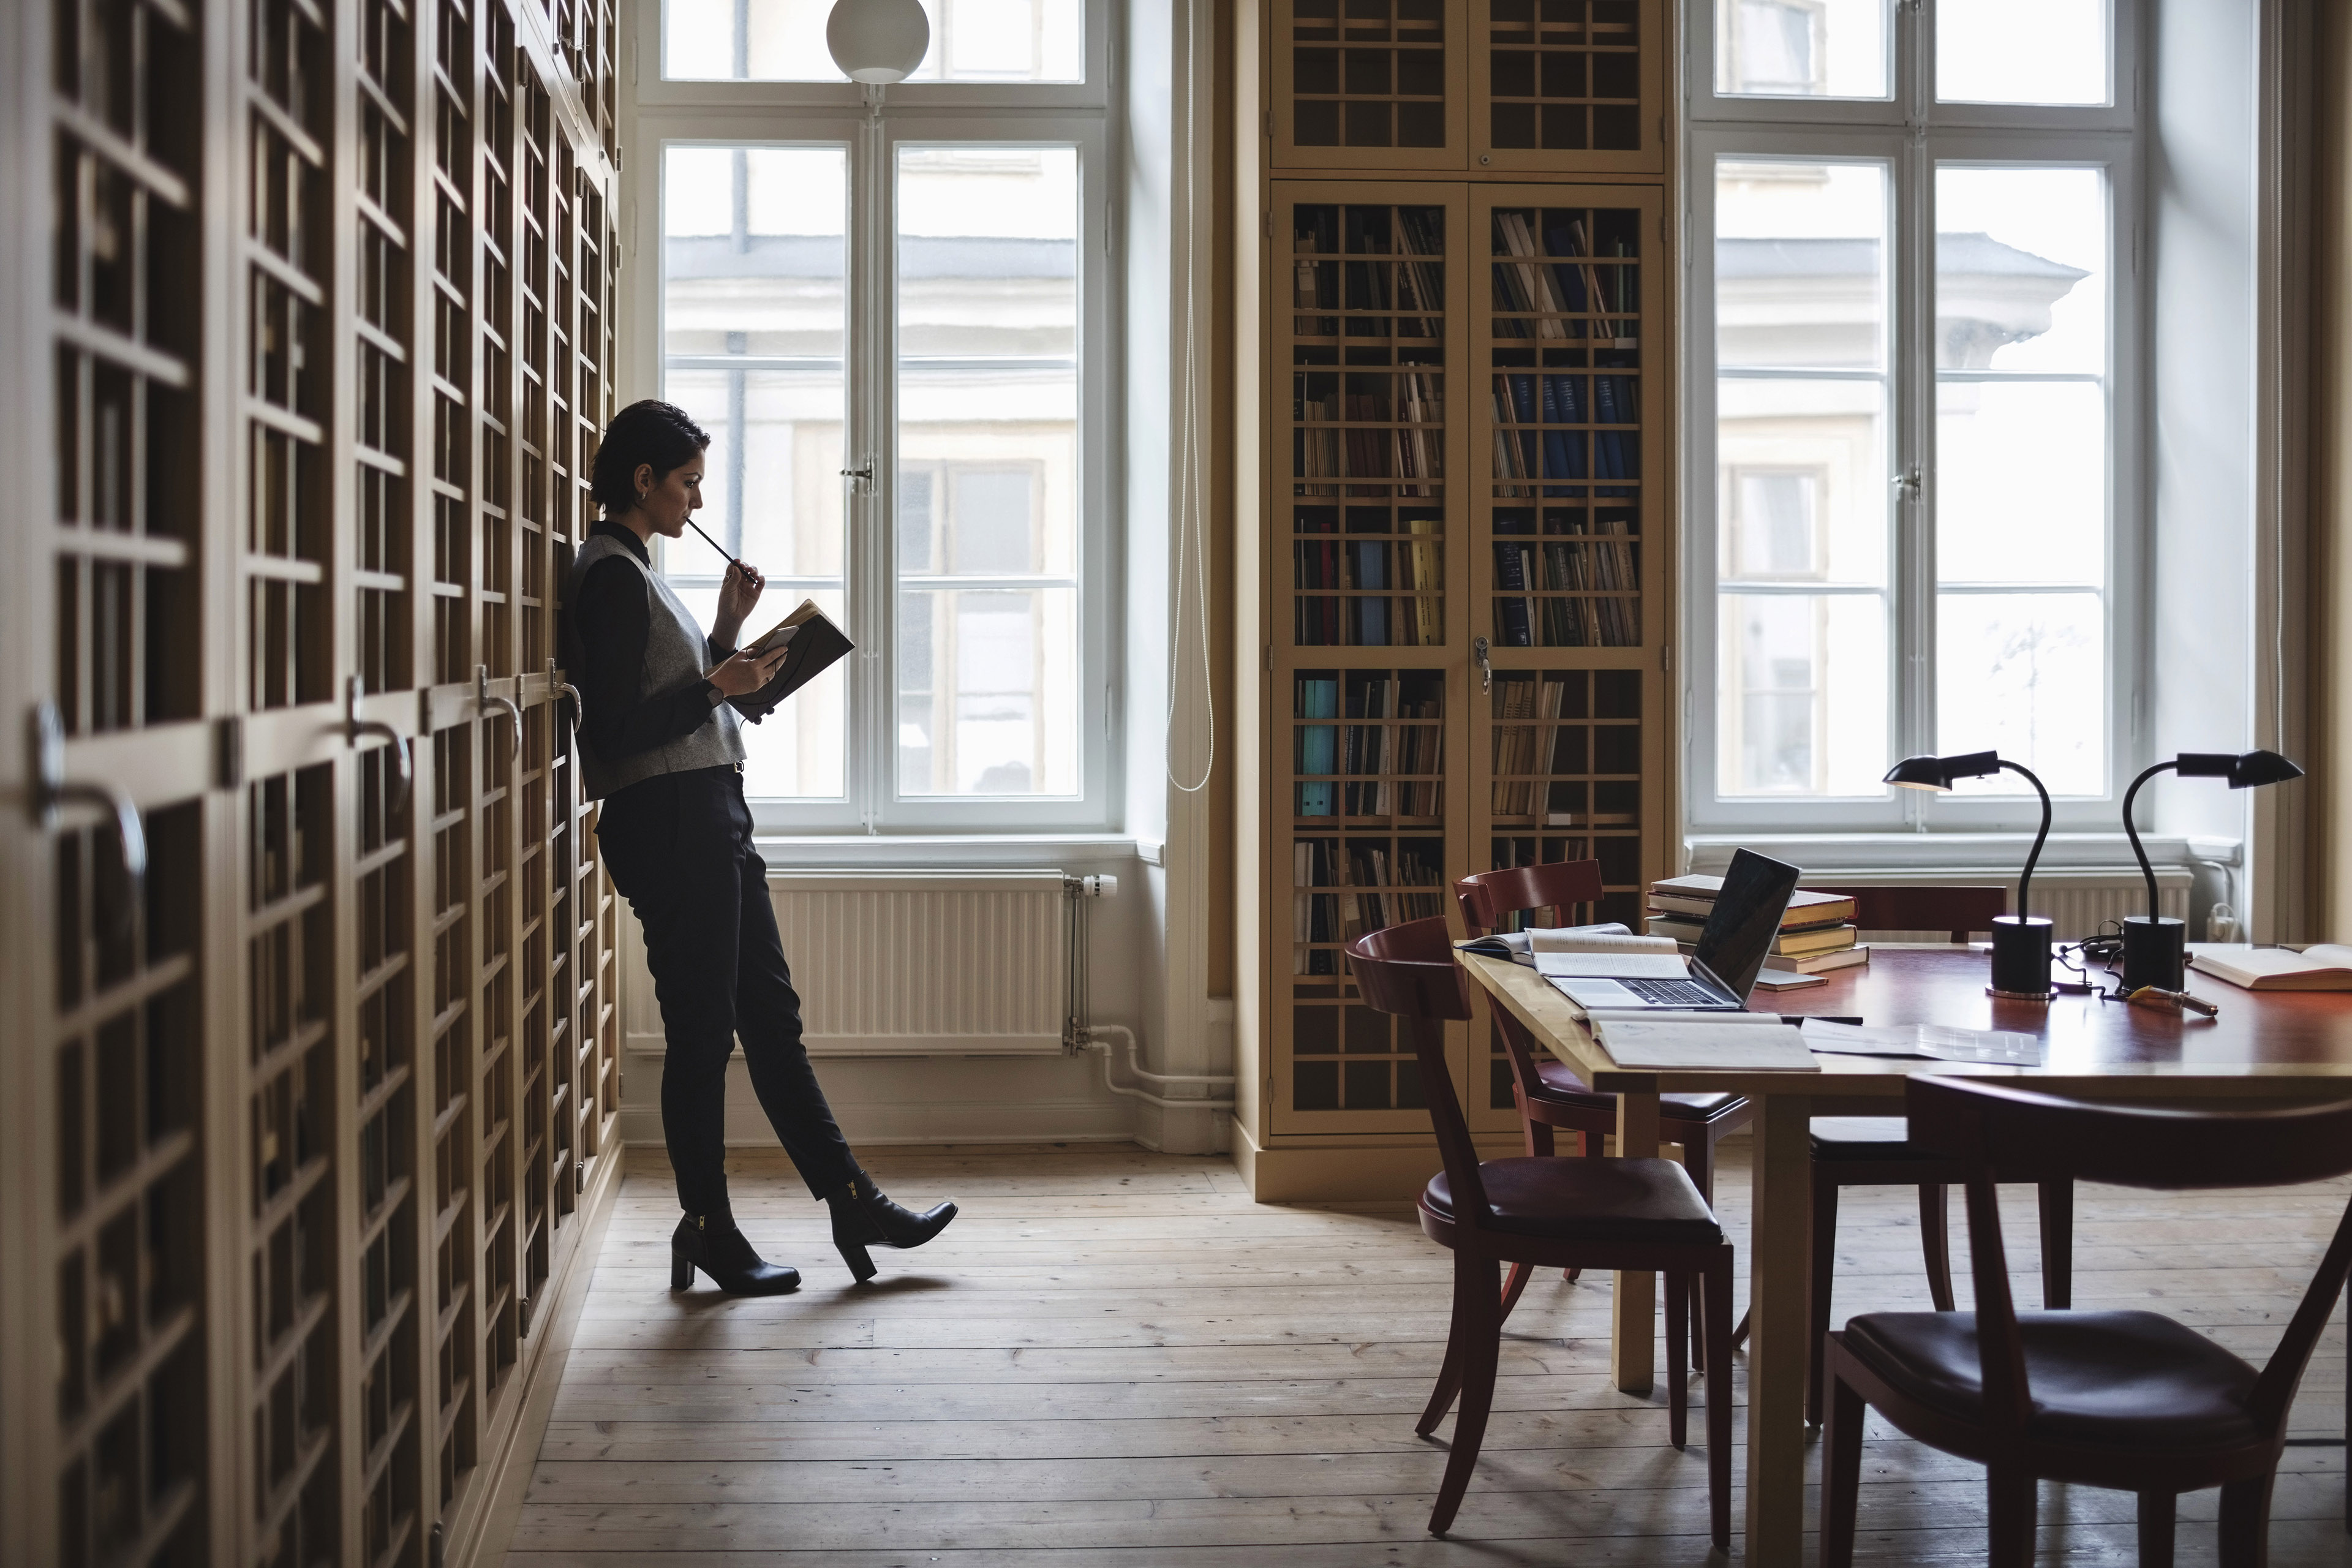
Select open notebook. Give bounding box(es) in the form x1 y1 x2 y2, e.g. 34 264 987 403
730 600 854 723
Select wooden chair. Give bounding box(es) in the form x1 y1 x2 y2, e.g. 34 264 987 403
1802 884 2075 1423
1822 1076 2352 1568
1346 917 1733 1546
1455 861 1752 1347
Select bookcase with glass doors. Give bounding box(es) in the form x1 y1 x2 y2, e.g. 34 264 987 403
1238 0 1677 1196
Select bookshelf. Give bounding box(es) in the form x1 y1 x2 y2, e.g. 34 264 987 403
1241 0 1676 1196
1272 0 1665 175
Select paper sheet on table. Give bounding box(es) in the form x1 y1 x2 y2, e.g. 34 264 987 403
1800 1019 2044 1066
1535 952 1692 980
1591 1019 1822 1072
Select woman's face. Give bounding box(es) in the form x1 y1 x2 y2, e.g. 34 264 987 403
632 454 707 538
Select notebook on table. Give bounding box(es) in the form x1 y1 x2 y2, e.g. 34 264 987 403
1544 848 1803 1014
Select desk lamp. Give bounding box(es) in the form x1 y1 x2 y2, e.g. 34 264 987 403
2120 750 2303 990
1883 750 2054 999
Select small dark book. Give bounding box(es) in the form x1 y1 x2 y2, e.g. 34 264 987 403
729 599 854 723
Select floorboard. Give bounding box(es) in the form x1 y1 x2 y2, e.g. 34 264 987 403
500 1142 2351 1564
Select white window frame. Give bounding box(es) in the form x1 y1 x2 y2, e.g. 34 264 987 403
625 1 1117 834
1684 0 2144 836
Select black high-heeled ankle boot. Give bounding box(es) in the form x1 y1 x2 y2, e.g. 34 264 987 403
669 1215 801 1295
826 1172 957 1282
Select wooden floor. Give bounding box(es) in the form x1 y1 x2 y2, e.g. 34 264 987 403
505 1141 2350 1565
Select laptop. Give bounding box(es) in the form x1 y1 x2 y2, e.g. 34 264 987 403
1547 849 1802 1013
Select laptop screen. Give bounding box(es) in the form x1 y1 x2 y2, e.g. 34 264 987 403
1692 849 1803 1001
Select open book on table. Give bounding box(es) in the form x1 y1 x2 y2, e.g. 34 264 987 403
1457 922 1679 965
730 600 854 723
2187 943 2352 992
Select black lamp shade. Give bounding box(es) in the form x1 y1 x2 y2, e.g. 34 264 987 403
2226 749 2304 789
1883 750 1999 791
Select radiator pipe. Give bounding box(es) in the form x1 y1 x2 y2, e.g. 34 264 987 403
1079 1024 1235 1110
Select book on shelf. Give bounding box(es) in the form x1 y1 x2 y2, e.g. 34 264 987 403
1295 679 1338 816
2186 943 2352 992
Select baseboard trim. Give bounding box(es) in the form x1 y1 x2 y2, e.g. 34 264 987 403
448 1138 626 1568
1227 1121 1526 1202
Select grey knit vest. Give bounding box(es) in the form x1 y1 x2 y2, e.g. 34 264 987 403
570 532 746 800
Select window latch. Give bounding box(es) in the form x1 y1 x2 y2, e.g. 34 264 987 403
841 461 876 488
1891 467 1921 503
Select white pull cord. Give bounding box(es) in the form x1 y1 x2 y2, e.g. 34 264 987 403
1166 0 1214 795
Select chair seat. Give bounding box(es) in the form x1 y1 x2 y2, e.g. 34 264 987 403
1534 1061 1744 1123
1810 1116 1934 1159
1841 1310 2263 1450
1423 1156 1723 1244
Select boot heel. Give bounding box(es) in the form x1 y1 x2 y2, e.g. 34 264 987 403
837 1238 877 1283
670 1250 695 1291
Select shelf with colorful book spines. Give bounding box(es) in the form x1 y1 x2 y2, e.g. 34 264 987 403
1479 195 1649 654
1271 0 1664 174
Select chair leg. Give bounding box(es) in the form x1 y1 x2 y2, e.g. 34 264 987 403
1680 1136 1714 1374
1664 1269 1688 1450
1498 1261 1532 1323
2217 1471 2276 1568
2038 1178 2074 1310
2137 1491 2176 1568
1415 1256 1469 1438
1563 1125 1596 1281
1820 1353 1865 1568
1985 1470 2037 1568
1428 1254 1503 1537
1703 1255 1734 1553
1809 1174 1841 1425
1919 1183 1957 1313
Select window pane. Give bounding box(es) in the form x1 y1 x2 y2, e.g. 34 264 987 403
1937 0 2106 105
1937 592 2105 795
1717 161 1887 371
1717 593 1888 795
663 145 848 799
1937 380 2104 584
1935 167 2104 374
895 146 1080 797
1714 0 1888 99
1717 378 1888 586
665 0 1084 82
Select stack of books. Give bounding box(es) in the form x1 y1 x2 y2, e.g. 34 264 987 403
1644 875 1868 975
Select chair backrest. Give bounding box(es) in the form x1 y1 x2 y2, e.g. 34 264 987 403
1811 885 2007 942
1906 1075 2352 1439
1346 918 1487 1223
1453 859 1607 937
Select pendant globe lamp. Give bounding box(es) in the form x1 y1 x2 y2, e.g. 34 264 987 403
1883 750 2055 999
2120 750 2303 990
827 0 931 111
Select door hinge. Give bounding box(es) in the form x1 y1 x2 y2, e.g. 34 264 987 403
1264 209 1273 238
1264 644 1272 672
214 715 244 789
1660 643 1673 674
1264 109 1272 139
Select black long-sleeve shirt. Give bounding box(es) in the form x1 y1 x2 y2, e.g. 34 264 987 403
573 521 734 764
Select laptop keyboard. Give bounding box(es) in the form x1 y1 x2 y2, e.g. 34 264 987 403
1620 978 1725 1006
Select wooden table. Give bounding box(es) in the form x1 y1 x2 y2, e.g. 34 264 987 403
1457 945 2352 1567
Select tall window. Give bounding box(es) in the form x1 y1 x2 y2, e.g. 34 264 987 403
634 1 1110 829
1688 0 2136 830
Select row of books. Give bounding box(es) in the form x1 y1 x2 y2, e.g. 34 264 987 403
1295 677 1446 817
1295 535 1442 592
1291 837 1446 973
1488 677 1569 815
1294 373 1444 425
1490 375 1639 497
1294 595 1444 649
1491 529 1640 649
1295 417 1441 493
1644 875 1869 975
1490 212 1636 343
1293 206 1446 264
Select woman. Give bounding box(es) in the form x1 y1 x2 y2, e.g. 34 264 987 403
572 399 956 1294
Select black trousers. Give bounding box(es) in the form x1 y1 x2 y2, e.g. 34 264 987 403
595 764 858 1219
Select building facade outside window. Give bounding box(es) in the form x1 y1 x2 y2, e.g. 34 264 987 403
630 0 1112 831
1686 0 2138 834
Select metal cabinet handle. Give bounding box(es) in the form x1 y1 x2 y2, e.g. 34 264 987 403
546 657 584 733
1473 636 1493 695
344 675 412 815
29 699 145 935
477 665 523 763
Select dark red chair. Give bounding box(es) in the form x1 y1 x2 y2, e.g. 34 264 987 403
1822 1076 2352 1568
1455 861 1751 1332
1346 917 1733 1547
1803 885 2075 1423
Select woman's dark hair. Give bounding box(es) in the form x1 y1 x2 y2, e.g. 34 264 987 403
591 399 710 518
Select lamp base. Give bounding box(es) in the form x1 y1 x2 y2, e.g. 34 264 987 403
1988 915 2053 998
2121 915 2186 992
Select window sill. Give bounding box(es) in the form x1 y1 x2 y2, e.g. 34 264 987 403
1684 831 2244 875
749 832 1139 869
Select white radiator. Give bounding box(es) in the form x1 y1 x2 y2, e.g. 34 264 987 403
768 871 1068 1056
1813 869 2192 943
